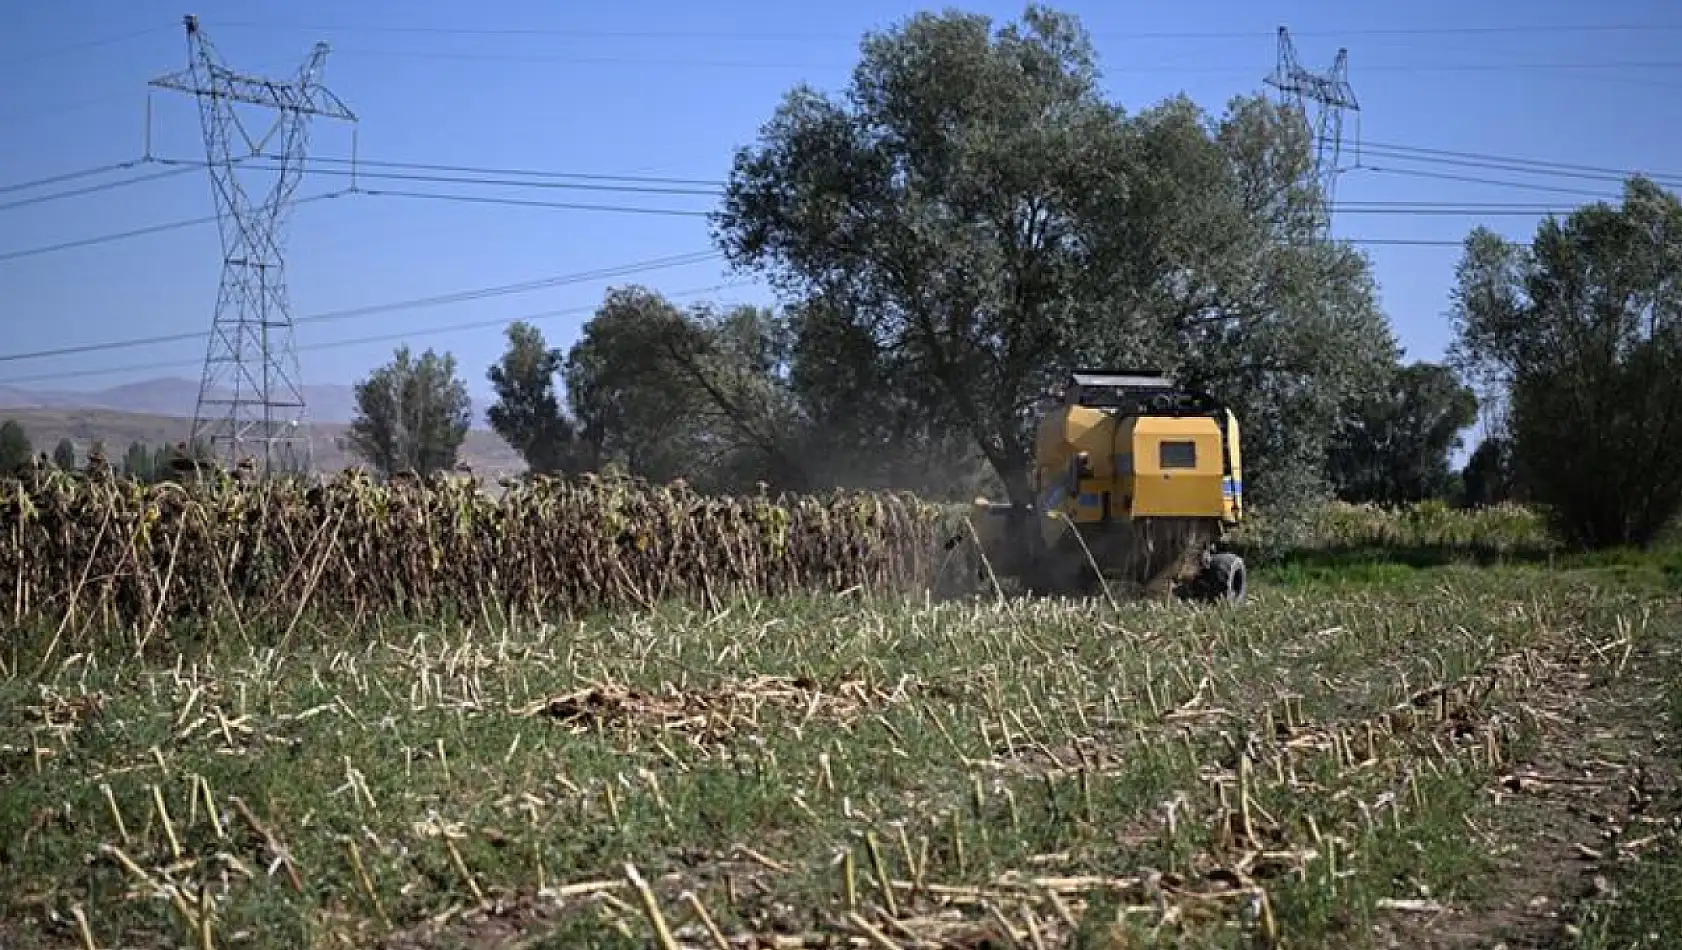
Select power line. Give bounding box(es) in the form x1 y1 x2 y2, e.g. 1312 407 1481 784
0 251 722 365
0 163 1624 268
0 153 291 214
293 174 1642 218
4 24 173 66
1354 141 1682 190
369 187 1554 223
1357 165 1618 198
300 251 722 324
4 148 1657 222
306 154 722 188
0 210 214 262
1334 204 1577 216
1361 139 1682 180
9 127 1675 228
210 20 1682 40
147 147 1667 212
208 138 1682 202
1344 237 1462 246
0 191 353 264
319 46 1682 75
0 281 755 388
0 158 727 262
0 159 151 196
1340 201 1578 209
0 164 201 213
360 187 714 217
148 156 721 197
279 132 1682 199
293 281 751 356
0 90 146 126
0 184 1567 270
6 125 1661 276
0 187 727 263
0 153 725 215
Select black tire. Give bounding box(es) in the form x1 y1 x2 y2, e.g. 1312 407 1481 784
1201 551 1247 604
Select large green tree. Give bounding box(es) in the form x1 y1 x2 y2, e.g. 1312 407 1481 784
487 321 581 475
1324 361 1478 505
0 420 31 472
786 295 995 498
563 287 808 492
559 286 994 498
1449 176 1682 547
711 5 1394 509
346 346 473 478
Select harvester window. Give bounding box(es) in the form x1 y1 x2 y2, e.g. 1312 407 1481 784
1159 440 1197 470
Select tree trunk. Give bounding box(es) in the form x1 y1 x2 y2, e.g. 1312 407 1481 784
996 463 1030 509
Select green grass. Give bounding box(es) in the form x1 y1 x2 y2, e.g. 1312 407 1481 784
1234 499 1558 560
2 557 1675 949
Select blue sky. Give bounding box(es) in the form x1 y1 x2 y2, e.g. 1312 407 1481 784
2 0 1680 426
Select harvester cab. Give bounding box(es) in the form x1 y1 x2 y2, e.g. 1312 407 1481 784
967 369 1247 602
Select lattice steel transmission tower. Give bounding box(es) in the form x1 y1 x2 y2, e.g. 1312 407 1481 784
1264 26 1359 241
150 14 355 475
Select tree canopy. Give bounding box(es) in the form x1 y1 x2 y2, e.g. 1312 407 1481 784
1460 435 1523 509
0 420 31 473
51 438 75 471
487 321 581 475
563 287 809 493
710 5 1396 509
1450 176 1682 547
1324 361 1478 506
346 346 473 479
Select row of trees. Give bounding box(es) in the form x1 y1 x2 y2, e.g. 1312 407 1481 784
345 296 1490 498
0 422 211 482
323 6 1682 548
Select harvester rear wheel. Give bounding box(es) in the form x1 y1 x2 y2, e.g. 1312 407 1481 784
1196 551 1246 604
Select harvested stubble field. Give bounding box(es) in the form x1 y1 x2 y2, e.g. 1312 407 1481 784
2 474 1680 949
3 560 1681 948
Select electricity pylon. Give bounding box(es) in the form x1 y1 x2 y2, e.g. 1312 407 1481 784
1264 26 1359 241
150 14 355 475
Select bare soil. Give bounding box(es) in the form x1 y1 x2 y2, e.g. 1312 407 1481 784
1376 633 1680 949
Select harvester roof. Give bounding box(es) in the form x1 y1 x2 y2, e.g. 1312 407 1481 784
1062 368 1221 415
1068 369 1175 391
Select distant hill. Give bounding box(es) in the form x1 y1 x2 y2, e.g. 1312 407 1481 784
0 405 527 478
0 377 363 424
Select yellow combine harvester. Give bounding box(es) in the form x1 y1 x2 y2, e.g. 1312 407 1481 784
968 369 1247 602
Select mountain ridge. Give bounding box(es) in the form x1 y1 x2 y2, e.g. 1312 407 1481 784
0 376 365 425
0 404 526 477
0 377 526 476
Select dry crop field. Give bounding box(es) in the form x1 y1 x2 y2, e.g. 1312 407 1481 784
1 473 1679 949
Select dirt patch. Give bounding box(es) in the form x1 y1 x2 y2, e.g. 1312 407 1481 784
1374 633 1681 949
